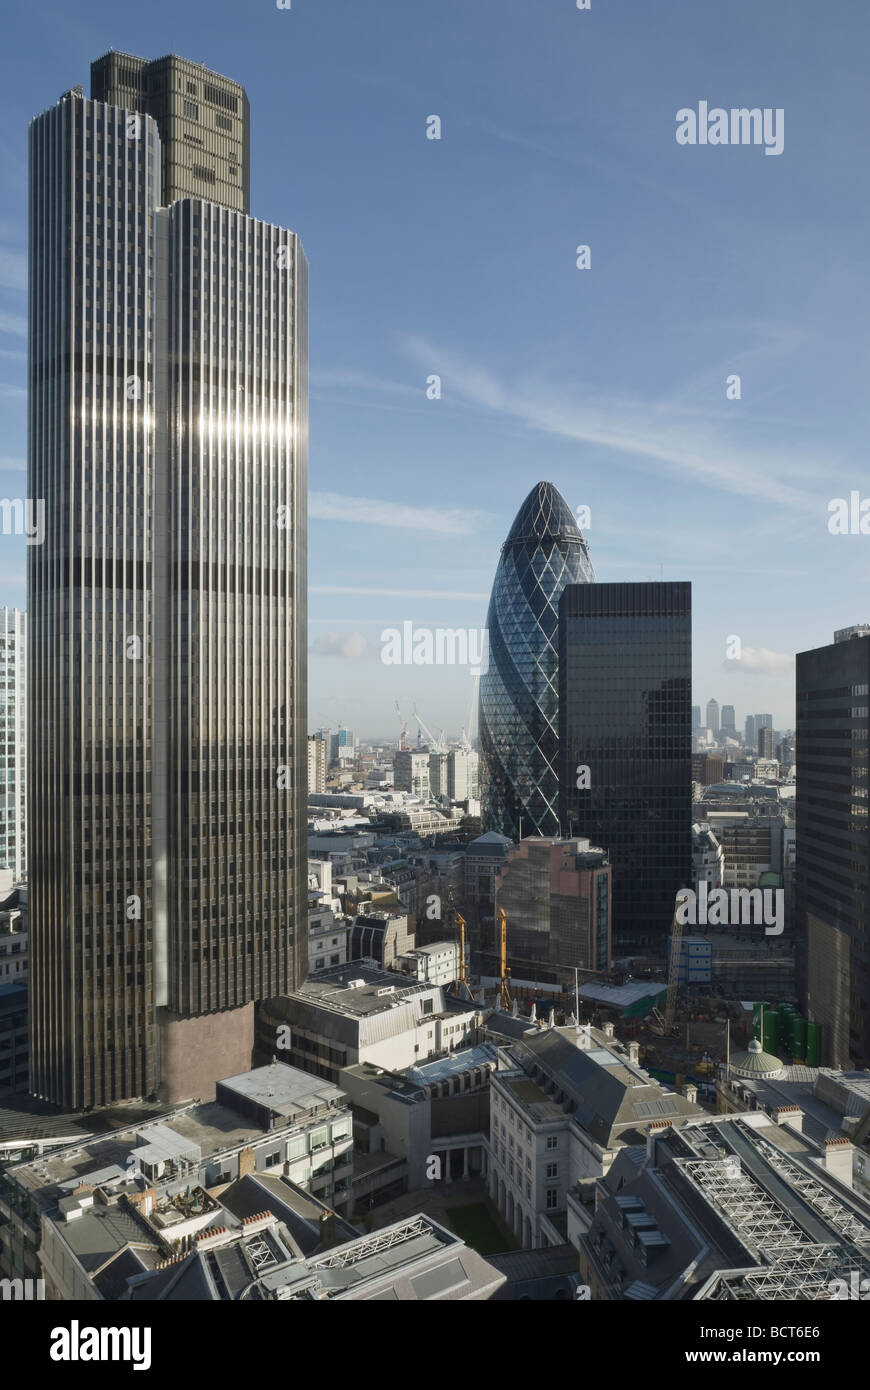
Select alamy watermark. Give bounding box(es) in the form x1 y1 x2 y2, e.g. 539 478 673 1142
0 498 45 545
676 883 784 935
381 624 489 676
675 103 784 157
0 1277 45 1300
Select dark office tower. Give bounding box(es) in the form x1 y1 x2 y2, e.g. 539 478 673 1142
692 705 701 732
28 65 307 1110
479 482 594 840
559 583 692 951
744 714 756 748
721 704 736 735
91 52 250 215
757 726 774 758
796 632 870 1068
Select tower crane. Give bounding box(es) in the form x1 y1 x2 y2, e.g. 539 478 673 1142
497 906 511 1011
412 707 447 752
394 701 408 752
653 892 690 1035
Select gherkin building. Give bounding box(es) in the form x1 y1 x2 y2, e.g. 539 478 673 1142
480 482 594 839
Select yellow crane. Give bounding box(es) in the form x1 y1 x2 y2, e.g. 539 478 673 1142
497 906 511 1011
662 892 690 1035
454 910 475 1001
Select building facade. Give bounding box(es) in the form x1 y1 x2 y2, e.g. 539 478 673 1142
307 734 327 795
28 58 307 1109
0 609 26 881
559 582 692 951
796 630 870 1067
480 481 595 840
494 836 611 978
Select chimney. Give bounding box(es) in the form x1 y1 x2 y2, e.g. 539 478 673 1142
773 1104 803 1135
822 1136 853 1188
646 1119 672 1161
603 1022 615 1039
684 1084 698 1105
238 1146 256 1178
628 1042 640 1064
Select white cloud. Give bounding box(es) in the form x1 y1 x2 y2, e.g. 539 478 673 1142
0 311 26 338
723 647 794 677
310 491 491 536
310 630 378 661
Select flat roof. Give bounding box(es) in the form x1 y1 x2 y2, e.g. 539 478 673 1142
408 1043 498 1085
218 1063 345 1116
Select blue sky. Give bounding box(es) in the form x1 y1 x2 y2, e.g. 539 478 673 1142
2 0 868 739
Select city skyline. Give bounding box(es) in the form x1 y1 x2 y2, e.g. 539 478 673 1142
0 1 866 737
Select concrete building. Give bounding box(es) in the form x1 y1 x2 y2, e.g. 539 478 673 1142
307 735 328 795
448 748 479 801
0 1061 354 1292
721 704 736 736
495 837 611 980
259 963 479 1085
0 982 28 1097
340 1043 498 1197
0 609 26 881
578 1111 870 1299
486 1021 702 1250
691 754 724 787
308 908 347 976
393 751 431 800
395 941 461 988
705 699 720 736
464 831 513 911
757 725 774 758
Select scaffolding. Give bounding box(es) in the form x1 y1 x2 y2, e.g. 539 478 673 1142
312 1215 431 1270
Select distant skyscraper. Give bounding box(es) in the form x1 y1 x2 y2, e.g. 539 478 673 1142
480 482 594 840
757 726 774 759
745 715 757 748
721 704 736 735
559 582 692 950
28 57 308 1109
796 631 870 1068
692 705 701 732
307 735 327 795
0 609 26 882
706 699 720 736
755 713 773 731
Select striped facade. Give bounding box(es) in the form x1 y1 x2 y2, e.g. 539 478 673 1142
0 608 27 882
27 77 306 1109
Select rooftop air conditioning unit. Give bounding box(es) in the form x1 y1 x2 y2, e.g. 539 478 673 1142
345 979 366 989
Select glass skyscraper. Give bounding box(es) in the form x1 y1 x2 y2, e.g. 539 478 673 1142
28 56 307 1109
559 582 692 951
0 609 26 882
479 481 594 840
796 630 870 1068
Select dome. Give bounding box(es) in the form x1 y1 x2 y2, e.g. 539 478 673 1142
730 1036 783 1078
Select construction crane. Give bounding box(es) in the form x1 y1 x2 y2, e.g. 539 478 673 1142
394 700 408 752
412 706 448 752
497 906 511 1011
453 910 475 1002
654 892 690 1036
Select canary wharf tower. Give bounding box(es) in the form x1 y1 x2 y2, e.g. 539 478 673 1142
480 482 594 840
28 54 307 1108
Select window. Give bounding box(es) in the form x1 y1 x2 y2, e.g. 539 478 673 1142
546 1162 558 1179
264 1150 280 1168
525 1156 531 1172
183 101 199 120
546 1189 558 1210
546 1135 558 1150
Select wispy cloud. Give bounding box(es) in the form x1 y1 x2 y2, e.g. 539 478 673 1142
312 584 489 600
722 647 794 677
401 335 826 511
0 247 26 293
310 491 491 536
310 630 378 661
0 312 26 338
